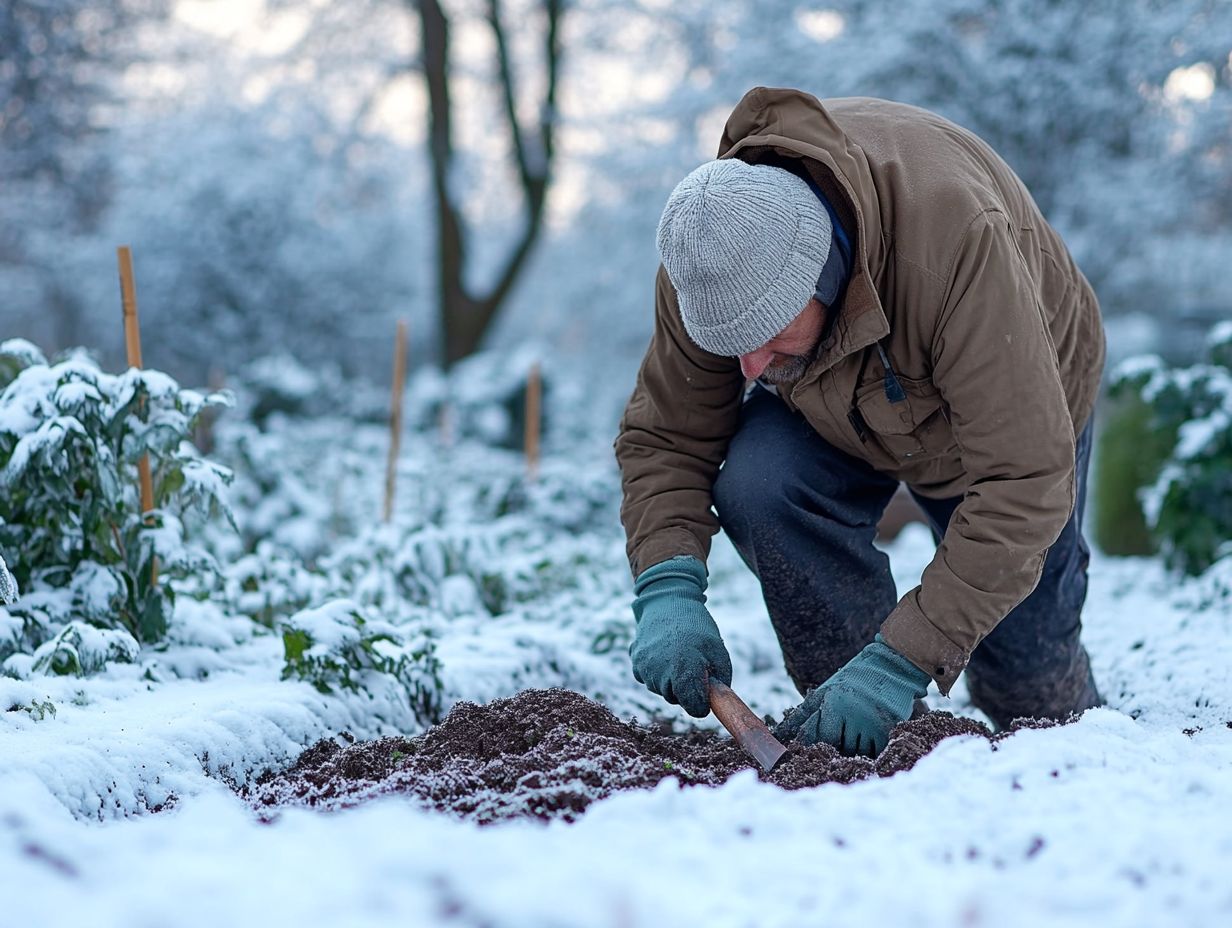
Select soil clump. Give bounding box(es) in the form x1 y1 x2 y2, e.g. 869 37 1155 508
241 688 1053 824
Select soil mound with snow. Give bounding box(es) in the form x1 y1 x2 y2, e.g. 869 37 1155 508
242 688 1046 824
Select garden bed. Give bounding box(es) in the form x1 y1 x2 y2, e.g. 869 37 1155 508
242 688 1051 824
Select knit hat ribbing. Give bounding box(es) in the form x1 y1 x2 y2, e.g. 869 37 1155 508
656 159 833 357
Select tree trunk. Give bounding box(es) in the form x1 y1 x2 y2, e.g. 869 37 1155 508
414 0 562 367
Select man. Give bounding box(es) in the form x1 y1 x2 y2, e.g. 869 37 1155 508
614 87 1105 758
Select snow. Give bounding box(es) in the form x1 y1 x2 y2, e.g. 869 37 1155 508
0 554 18 604
0 369 1228 925
51 379 103 410
2 517 1230 927
3 715 1228 928
1209 320 1232 349
1175 407 1230 461
29 621 140 677
4 416 88 479
0 339 48 368
291 600 367 654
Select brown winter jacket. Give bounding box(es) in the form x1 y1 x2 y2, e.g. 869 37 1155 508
615 87 1105 694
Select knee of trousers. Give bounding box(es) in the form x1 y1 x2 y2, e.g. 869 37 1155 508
712 455 798 539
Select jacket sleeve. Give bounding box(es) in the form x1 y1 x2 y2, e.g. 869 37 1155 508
880 210 1077 694
614 265 746 578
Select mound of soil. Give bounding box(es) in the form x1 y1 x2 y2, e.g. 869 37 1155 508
241 688 1047 825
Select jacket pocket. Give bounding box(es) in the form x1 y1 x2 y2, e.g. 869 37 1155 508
855 376 956 462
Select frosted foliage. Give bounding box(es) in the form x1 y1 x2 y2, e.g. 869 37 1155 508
1115 324 1232 574
290 601 368 657
29 621 141 678
0 554 18 605
6 416 89 480
0 340 47 369
0 347 233 658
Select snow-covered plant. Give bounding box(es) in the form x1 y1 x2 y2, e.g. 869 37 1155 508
226 354 388 429
0 553 18 605
1113 323 1232 575
0 340 234 659
28 621 141 677
280 600 443 727
318 512 620 620
224 543 333 629
408 346 555 451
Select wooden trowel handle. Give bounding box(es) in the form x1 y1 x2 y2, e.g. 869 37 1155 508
708 679 788 772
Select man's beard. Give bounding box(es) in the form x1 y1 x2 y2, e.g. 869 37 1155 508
757 353 811 385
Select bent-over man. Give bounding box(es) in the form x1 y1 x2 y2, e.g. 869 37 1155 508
614 87 1105 757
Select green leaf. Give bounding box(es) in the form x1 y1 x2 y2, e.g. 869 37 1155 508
138 589 169 644
155 466 185 507
282 628 312 665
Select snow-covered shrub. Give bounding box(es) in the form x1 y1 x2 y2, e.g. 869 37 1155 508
224 543 333 629
207 380 621 617
0 553 18 605
402 345 603 452
210 419 367 561
191 362 628 712
280 600 443 727
320 519 614 619
0 340 233 660
1113 323 1232 575
226 354 389 429
28 621 141 677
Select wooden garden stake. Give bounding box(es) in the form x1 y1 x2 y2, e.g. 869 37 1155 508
524 361 542 480
116 245 158 587
384 319 409 522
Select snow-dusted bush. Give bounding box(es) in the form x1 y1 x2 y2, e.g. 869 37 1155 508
0 553 17 605
226 354 390 429
280 600 443 727
320 516 616 619
224 543 333 630
28 621 141 678
1113 323 1232 575
0 340 233 662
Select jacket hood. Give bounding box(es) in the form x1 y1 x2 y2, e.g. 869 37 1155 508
716 87 890 374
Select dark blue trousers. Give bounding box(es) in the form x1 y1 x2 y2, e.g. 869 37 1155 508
713 386 1101 729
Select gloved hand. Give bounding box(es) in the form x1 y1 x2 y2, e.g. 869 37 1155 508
773 634 931 757
629 555 733 718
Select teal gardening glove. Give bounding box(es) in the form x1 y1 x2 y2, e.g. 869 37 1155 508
774 634 932 757
629 556 733 718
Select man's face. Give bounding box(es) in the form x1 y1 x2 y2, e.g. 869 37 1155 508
738 298 827 383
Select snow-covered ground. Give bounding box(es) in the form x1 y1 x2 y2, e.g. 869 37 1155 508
3 508 1230 927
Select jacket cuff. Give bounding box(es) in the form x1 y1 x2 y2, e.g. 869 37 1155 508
627 528 708 579
879 594 969 695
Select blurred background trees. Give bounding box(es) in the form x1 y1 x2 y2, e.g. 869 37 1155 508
1 0 170 351
1 1 1230 519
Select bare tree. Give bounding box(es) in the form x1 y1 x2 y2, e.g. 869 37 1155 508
414 0 563 366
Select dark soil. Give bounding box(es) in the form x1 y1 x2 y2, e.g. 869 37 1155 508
241 688 1053 825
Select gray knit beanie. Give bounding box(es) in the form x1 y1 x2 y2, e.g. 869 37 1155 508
656 159 832 356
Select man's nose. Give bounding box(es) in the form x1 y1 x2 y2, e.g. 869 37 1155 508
739 347 774 380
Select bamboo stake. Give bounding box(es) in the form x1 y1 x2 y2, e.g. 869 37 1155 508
524 360 541 480
383 319 409 522
116 245 158 588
